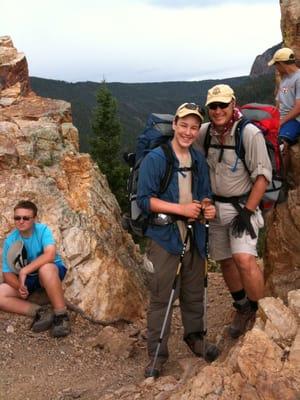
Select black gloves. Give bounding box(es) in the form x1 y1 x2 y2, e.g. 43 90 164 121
231 206 257 239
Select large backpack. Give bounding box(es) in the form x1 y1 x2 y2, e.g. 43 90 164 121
203 103 283 209
122 113 175 236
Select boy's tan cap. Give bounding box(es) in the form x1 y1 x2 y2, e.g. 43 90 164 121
268 47 295 66
205 84 235 106
175 103 204 122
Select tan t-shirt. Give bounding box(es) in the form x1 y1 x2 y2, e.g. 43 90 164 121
176 152 192 248
195 120 272 197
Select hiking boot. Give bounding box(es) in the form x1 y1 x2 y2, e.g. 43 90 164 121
184 332 220 362
144 357 167 379
229 301 256 339
50 313 71 338
31 307 54 333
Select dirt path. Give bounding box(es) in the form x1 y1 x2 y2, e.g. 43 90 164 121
0 273 234 400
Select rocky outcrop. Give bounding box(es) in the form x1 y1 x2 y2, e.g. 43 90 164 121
96 291 300 400
280 0 300 60
250 43 282 76
0 36 30 97
262 0 300 301
0 36 147 322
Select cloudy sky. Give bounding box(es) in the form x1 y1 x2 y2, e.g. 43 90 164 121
1 0 281 83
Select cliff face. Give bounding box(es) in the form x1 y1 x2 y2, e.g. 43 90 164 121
0 36 146 323
280 0 300 59
250 43 282 77
264 0 300 301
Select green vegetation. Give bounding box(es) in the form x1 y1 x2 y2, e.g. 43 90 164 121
30 74 276 252
30 73 276 154
90 81 128 211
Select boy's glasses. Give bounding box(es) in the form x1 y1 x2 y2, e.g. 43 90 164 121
14 216 33 221
207 102 231 110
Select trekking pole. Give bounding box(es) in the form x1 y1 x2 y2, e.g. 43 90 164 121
202 219 209 357
149 222 193 378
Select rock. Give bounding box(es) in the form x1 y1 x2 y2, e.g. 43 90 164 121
91 326 136 358
250 43 282 77
264 146 300 303
6 325 14 334
258 297 298 343
288 290 300 319
289 329 300 364
281 0 300 61
0 37 147 323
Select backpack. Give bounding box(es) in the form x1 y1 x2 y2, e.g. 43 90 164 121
203 103 283 209
122 113 175 236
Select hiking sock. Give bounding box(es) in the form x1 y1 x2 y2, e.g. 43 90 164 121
248 299 258 312
231 289 248 306
54 307 68 316
26 304 41 317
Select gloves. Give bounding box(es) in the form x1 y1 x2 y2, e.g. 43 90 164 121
231 206 257 239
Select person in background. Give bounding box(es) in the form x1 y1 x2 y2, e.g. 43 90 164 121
137 102 219 378
196 84 272 339
268 47 300 177
0 200 70 337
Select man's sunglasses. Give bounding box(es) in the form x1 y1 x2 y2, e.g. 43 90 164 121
14 216 33 221
207 102 231 110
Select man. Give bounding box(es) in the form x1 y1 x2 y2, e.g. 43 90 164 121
196 84 272 339
268 47 300 177
137 103 219 378
0 200 70 337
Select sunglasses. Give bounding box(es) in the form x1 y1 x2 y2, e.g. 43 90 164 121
14 216 33 221
207 102 231 110
178 103 205 119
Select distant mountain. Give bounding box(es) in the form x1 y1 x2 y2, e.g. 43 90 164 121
250 43 282 76
30 73 276 153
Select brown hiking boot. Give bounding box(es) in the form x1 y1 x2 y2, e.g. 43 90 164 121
184 332 220 362
31 306 54 333
144 357 167 379
50 313 71 338
229 302 256 339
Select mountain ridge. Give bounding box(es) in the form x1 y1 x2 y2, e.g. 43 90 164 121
30 72 276 153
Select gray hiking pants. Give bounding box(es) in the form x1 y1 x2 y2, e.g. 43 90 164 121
146 240 204 360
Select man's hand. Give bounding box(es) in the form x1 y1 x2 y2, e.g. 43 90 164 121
231 206 256 239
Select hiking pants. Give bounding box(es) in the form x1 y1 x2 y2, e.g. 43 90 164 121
146 239 204 360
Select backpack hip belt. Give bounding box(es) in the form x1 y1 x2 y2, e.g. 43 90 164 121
149 213 187 226
212 193 250 204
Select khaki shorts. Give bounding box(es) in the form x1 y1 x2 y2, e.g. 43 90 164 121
209 202 264 261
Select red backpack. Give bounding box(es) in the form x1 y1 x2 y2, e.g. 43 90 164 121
204 103 284 210
240 103 283 209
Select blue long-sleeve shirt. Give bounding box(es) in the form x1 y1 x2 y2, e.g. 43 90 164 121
137 143 212 258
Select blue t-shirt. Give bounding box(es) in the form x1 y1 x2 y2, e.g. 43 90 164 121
2 223 64 273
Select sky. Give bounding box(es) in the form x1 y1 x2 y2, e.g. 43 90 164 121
1 0 282 83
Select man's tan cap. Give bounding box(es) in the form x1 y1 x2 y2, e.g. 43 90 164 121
268 47 295 66
175 102 204 122
205 84 235 106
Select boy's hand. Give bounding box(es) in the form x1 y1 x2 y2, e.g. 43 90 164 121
203 204 216 220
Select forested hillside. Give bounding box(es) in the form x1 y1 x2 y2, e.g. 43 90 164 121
30 74 276 153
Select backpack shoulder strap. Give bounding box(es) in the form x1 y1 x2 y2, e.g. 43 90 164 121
203 123 212 157
160 143 175 193
234 118 252 174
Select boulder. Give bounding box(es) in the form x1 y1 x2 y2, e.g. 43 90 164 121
0 36 147 323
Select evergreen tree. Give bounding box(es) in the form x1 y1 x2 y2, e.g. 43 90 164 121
90 81 128 210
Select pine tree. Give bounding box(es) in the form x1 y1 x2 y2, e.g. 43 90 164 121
90 81 128 210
